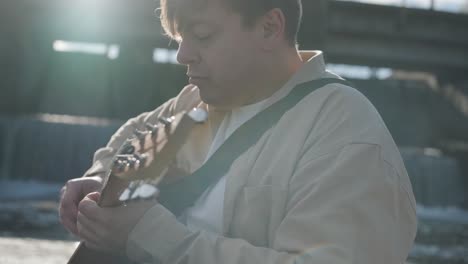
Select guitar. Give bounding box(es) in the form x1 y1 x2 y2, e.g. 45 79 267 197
68 108 208 264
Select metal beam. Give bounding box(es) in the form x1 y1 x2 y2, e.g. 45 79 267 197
2 0 468 75
309 1 468 75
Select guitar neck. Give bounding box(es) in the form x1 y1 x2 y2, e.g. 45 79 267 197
98 172 130 207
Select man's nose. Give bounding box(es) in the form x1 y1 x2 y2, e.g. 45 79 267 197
176 41 198 66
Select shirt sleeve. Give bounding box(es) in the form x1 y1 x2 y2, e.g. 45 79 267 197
126 143 418 264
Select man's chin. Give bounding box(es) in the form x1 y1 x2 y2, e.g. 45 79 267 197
199 91 234 110
199 93 221 106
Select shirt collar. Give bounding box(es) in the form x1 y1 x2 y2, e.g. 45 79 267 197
251 50 328 110
289 50 327 87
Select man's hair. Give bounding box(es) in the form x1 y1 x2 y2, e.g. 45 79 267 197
160 0 303 46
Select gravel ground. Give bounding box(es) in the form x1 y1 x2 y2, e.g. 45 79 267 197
0 236 78 264
0 200 79 263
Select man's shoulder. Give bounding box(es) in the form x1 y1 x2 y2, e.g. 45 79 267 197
288 78 394 155
297 78 379 123
291 80 410 185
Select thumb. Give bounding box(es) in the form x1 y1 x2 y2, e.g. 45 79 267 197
85 192 101 203
78 193 100 216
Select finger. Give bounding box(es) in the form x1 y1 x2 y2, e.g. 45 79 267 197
77 212 116 253
59 180 88 219
85 192 101 203
83 176 103 193
59 188 80 235
59 185 66 200
59 200 78 229
77 212 107 243
59 190 78 216
77 212 102 245
61 217 79 236
78 196 101 222
61 182 83 208
59 198 78 223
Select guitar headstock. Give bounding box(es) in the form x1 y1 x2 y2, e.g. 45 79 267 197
111 108 208 182
67 110 208 264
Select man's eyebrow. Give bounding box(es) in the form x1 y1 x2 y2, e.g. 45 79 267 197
181 19 217 33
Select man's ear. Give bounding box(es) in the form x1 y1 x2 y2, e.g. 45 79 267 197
260 8 286 50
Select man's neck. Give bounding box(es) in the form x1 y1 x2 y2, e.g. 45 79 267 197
239 48 304 107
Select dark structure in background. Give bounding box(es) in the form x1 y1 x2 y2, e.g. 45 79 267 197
1 1 468 263
1 0 468 117
0 0 467 207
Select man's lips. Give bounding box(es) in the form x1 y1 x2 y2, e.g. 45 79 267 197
188 76 208 86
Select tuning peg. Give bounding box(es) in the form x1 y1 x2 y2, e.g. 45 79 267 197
145 123 159 135
158 117 172 126
115 154 133 160
129 155 142 169
133 129 147 140
120 143 135 155
114 153 150 173
113 158 127 173
134 153 147 166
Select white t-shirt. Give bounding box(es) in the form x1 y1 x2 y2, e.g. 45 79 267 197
181 97 269 235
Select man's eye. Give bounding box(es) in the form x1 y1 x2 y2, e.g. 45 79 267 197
195 33 213 42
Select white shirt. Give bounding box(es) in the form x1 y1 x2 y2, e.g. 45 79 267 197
181 97 269 234
180 52 326 235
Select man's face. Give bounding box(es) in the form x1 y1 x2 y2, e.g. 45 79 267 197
176 0 263 108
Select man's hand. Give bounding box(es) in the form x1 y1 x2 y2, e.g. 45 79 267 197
76 192 157 254
59 176 103 236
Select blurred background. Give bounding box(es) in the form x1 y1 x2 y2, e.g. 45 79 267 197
0 0 467 263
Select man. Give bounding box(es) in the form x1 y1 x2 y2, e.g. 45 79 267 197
59 0 418 263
